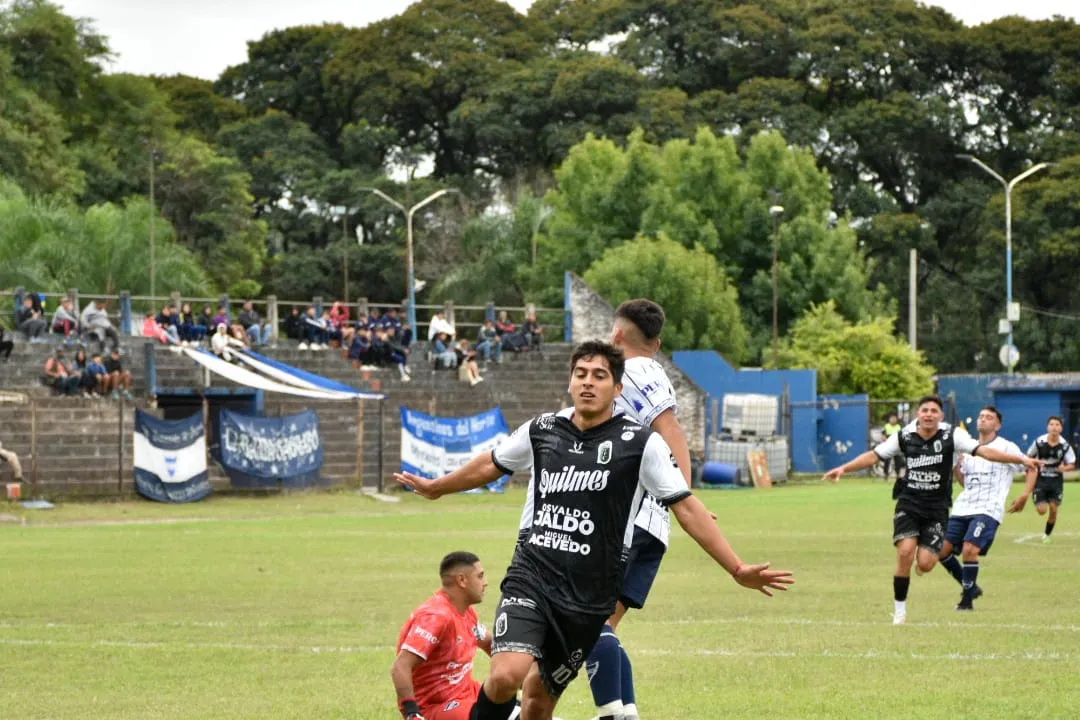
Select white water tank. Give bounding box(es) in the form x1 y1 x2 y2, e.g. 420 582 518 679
721 393 779 437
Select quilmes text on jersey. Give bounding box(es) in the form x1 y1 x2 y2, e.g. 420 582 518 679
538 466 611 498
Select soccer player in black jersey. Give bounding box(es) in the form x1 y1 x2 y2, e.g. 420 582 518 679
824 395 1038 624
396 341 794 720
1022 416 1077 543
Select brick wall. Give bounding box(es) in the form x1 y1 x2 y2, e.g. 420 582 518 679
566 273 708 455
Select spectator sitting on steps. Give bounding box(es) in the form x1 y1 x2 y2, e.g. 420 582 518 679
433 332 457 369
348 327 373 369
300 306 330 350
456 339 483 386
179 303 207 344
476 319 502 363
330 302 353 346
522 310 545 353
0 439 23 487
104 348 134 400
384 326 411 382
198 305 215 337
44 348 80 395
51 298 80 340
73 347 100 396
0 326 12 361
284 306 304 342
85 352 110 396
428 309 455 343
155 306 182 345
80 299 120 352
16 296 48 341
238 301 273 347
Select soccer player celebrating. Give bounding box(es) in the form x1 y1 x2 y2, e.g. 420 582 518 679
1024 416 1076 543
824 395 1038 625
938 406 1035 610
392 552 492 720
584 299 693 720
396 341 794 720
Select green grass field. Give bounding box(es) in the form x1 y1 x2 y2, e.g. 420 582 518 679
2 480 1077 720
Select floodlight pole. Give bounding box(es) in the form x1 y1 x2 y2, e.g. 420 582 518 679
359 187 459 330
958 155 1052 374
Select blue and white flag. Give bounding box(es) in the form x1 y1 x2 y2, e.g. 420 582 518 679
134 410 211 503
400 407 511 492
219 409 324 488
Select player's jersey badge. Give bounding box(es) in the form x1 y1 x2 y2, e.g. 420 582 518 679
597 440 612 465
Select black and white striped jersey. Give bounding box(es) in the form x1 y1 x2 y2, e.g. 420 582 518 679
1027 435 1076 481
491 408 690 615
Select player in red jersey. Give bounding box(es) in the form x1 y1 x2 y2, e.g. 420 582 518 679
393 552 492 720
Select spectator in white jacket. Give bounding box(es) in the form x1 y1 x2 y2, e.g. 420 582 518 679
427 310 455 342
80 300 120 351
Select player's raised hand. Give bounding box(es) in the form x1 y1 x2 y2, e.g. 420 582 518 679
393 472 443 500
823 467 844 483
732 562 795 596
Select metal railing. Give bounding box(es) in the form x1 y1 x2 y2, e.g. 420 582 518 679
1 288 566 343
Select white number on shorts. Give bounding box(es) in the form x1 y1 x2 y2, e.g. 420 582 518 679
973 523 984 538
551 665 573 685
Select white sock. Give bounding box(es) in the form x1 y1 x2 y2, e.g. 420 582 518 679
596 700 624 719
623 703 639 720
894 600 907 615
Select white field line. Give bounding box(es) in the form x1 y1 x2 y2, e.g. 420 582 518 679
4 615 1078 634
1 637 1075 663
1014 531 1080 544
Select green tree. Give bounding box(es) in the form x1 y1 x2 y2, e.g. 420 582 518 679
776 301 934 399
153 74 247 144
585 234 748 360
153 136 267 293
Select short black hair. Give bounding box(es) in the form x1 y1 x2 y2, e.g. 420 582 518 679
439 551 479 577
980 405 1003 423
1048 415 1064 426
917 394 944 411
614 299 665 341
570 340 625 385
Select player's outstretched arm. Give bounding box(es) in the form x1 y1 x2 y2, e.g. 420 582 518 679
393 452 504 500
975 445 1041 471
391 651 427 719
823 450 881 483
651 409 692 487
1008 467 1040 514
669 495 795 596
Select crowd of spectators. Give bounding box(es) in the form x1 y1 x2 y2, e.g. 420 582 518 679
41 346 133 399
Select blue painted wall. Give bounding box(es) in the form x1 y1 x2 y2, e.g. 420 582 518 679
938 374 998 429
994 390 1065 451
818 395 871 469
672 351 819 472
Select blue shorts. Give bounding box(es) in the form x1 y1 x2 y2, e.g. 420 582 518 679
620 527 667 610
945 514 1000 556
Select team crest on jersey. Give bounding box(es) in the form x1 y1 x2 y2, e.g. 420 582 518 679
597 440 612 465
933 440 942 453
621 431 634 441
444 700 461 711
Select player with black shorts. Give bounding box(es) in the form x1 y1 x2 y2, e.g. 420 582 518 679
825 395 1037 624
397 341 794 720
1026 416 1076 543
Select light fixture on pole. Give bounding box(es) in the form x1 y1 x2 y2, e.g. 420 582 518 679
957 155 1054 374
769 204 785 368
358 187 460 330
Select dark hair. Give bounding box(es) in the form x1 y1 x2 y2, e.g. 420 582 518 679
917 394 943 411
1048 415 1064 426
980 405 1003 423
570 340 625 385
439 551 480 577
614 299 666 341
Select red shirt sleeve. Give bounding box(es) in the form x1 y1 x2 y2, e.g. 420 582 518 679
399 611 450 661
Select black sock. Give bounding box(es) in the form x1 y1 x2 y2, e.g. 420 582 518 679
893 575 910 602
470 685 517 720
961 562 980 604
940 555 963 585
1045 521 1055 536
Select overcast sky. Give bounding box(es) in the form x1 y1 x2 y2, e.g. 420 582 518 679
59 0 1079 81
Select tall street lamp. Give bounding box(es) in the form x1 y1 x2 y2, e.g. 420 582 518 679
359 187 460 329
957 155 1054 374
769 204 784 368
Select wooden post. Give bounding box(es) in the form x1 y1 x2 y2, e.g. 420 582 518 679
355 398 365 489
117 394 125 492
30 396 38 498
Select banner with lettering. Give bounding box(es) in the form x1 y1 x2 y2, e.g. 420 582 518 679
219 409 324 488
399 407 511 492
133 410 212 503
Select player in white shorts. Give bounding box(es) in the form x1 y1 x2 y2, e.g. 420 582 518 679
937 406 1035 610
